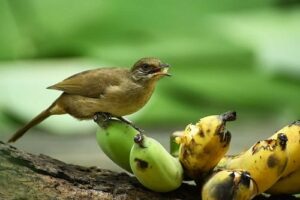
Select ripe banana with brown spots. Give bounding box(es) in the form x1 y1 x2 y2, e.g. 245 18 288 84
266 120 300 195
176 111 235 180
218 133 288 194
268 121 300 177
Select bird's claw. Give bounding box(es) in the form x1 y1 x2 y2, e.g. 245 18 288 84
93 112 112 127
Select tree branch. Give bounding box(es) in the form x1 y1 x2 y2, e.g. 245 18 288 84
0 141 198 200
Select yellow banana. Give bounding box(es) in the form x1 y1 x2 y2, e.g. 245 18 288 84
266 121 300 195
176 111 236 180
267 167 300 195
269 121 300 177
95 117 138 173
202 170 258 200
219 133 288 194
130 134 183 192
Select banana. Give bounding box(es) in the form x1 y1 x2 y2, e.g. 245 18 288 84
176 111 235 180
219 133 288 194
129 133 183 192
95 116 138 173
202 170 258 200
269 121 300 177
267 167 300 195
266 120 300 195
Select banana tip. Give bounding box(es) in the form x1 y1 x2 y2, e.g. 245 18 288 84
291 120 300 126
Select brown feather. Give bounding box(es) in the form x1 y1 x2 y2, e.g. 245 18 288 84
47 68 129 98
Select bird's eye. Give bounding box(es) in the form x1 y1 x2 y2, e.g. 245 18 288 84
141 64 151 72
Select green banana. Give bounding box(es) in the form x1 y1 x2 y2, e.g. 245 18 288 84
170 131 183 157
202 170 258 200
130 134 184 192
95 118 138 172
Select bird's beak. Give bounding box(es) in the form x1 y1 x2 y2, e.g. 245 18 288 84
157 63 171 77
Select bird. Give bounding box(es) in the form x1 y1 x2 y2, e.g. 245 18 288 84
8 57 171 143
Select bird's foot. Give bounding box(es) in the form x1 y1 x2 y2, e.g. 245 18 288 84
93 112 112 127
94 113 144 134
116 116 145 134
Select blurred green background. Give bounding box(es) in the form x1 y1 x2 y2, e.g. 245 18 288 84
0 0 299 170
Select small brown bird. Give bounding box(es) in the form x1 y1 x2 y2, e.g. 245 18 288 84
8 57 170 143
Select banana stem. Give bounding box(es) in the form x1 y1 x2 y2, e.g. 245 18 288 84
134 133 145 148
221 111 237 122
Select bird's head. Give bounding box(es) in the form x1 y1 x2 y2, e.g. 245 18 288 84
130 57 171 82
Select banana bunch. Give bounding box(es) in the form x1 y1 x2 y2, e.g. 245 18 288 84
170 116 300 199
202 170 258 200
175 111 236 180
94 111 300 198
130 133 183 192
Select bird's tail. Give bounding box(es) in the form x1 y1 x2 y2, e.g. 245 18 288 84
7 103 63 143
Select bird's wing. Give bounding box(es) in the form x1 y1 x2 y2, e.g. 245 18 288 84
47 68 127 98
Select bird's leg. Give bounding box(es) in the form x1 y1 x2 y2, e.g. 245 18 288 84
116 116 144 134
93 112 112 127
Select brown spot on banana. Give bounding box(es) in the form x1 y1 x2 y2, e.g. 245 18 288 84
267 154 280 168
211 174 235 200
199 129 205 137
134 158 149 170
